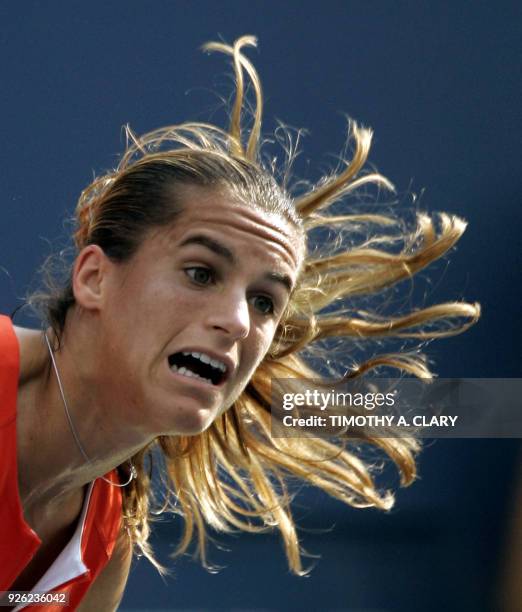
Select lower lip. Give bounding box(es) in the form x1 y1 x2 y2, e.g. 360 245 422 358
167 364 224 390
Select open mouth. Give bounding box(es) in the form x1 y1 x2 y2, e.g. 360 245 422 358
168 351 228 386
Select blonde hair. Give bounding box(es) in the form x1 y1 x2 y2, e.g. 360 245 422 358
35 36 480 574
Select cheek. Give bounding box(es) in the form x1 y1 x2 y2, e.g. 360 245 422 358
221 326 277 416
124 274 193 319
243 325 277 372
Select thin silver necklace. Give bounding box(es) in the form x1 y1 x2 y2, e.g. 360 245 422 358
44 331 137 487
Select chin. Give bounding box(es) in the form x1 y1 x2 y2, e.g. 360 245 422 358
165 406 218 436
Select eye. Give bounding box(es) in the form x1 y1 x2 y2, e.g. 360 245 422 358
185 266 214 285
249 294 275 315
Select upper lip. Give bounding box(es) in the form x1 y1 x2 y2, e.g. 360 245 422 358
170 347 236 382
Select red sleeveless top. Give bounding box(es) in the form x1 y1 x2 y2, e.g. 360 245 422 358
0 315 123 610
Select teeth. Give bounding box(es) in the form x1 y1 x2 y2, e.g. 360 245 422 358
171 364 212 385
210 358 223 371
180 351 227 373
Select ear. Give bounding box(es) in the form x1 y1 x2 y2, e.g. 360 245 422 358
72 245 111 311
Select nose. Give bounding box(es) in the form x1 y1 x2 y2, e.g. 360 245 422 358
207 291 250 340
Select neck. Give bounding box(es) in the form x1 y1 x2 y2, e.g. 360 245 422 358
15 323 147 512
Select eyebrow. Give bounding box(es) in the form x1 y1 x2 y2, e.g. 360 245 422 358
179 234 294 293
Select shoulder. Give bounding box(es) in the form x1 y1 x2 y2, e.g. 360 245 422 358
12 325 48 385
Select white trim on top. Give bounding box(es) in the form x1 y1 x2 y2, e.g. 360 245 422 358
13 480 95 611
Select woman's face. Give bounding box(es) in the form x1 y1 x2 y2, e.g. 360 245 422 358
93 185 302 437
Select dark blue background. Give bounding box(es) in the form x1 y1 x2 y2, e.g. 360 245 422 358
0 2 520 611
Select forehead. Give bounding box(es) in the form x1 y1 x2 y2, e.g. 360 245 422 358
156 186 304 270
